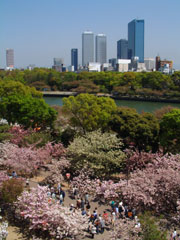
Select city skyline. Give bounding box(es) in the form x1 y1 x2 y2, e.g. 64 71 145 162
1 0 180 69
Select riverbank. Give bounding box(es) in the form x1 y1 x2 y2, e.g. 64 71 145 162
42 91 180 104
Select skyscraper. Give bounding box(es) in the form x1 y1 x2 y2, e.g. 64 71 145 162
117 39 128 59
6 49 14 68
82 31 94 67
96 34 107 64
71 49 78 71
128 19 144 63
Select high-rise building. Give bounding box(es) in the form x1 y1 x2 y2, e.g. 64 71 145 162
82 31 94 67
71 49 78 71
96 34 107 64
128 19 144 63
6 49 14 68
109 58 117 69
117 39 128 59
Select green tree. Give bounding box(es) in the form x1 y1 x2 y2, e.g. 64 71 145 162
0 80 42 98
110 107 159 152
160 108 180 153
67 130 125 177
62 93 117 133
0 95 57 129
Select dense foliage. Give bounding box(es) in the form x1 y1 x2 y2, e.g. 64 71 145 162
160 108 180 153
67 130 125 177
16 186 88 239
0 142 66 177
110 107 160 152
1 69 180 100
0 178 24 204
63 93 117 132
0 80 57 129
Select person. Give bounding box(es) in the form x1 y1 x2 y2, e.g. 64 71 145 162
85 192 89 204
94 218 100 234
76 198 81 209
59 193 63 205
69 204 74 211
88 221 93 233
73 186 77 198
57 183 61 193
102 211 108 224
172 229 177 240
60 189 65 201
110 200 115 211
12 171 17 178
111 211 116 226
177 234 180 240
52 192 56 200
127 209 133 219
100 218 105 233
86 202 91 210
119 202 124 218
91 225 96 239
93 210 97 222
26 178 29 187
82 208 86 216
81 198 85 210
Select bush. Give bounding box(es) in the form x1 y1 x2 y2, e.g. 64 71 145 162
139 212 167 240
0 178 24 204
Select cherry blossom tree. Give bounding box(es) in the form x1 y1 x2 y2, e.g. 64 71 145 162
0 142 67 177
0 171 9 188
15 186 88 239
110 219 141 240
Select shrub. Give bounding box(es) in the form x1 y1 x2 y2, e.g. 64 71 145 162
0 178 23 204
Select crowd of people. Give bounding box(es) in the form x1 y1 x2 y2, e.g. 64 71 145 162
10 171 180 239
43 182 142 239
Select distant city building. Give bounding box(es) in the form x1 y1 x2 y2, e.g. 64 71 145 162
96 34 107 64
71 49 78 71
68 65 75 72
117 39 128 59
54 58 64 66
128 19 144 63
144 58 155 71
82 31 94 67
52 58 64 72
156 56 173 71
27 64 35 70
88 62 101 72
117 59 131 72
101 63 114 72
109 58 117 69
129 56 146 72
6 49 14 69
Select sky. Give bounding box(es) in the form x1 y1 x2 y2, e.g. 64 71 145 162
0 0 180 69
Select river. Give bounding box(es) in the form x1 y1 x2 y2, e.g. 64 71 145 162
43 96 180 113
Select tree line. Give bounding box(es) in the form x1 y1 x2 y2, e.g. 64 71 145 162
1 69 180 99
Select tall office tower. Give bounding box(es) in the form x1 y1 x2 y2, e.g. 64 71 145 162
128 19 144 63
71 49 78 71
96 34 107 64
6 49 14 68
82 31 94 67
117 39 128 59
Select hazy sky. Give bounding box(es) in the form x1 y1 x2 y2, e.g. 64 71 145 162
1 0 180 69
